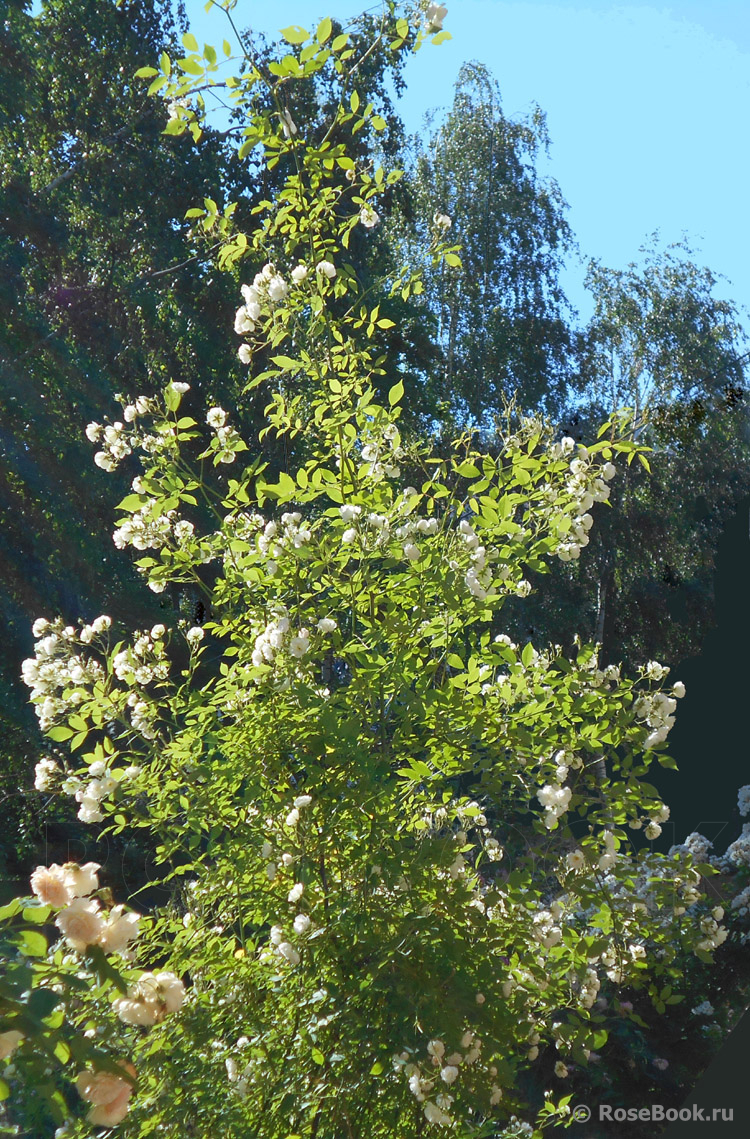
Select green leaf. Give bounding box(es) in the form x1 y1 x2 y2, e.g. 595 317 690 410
271 356 301 371
134 66 158 78
19 929 47 957
388 379 404 407
22 905 51 924
0 1080 8 1101
179 57 204 75
350 90 360 113
281 25 309 45
370 1061 384 1075
317 17 332 43
27 988 61 1020
182 32 199 52
159 52 171 77
116 493 145 512
332 33 349 52
311 1047 325 1065
46 726 74 742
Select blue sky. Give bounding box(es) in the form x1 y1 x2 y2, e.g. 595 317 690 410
185 1 750 324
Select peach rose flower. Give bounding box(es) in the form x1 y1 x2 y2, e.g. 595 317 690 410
76 1062 135 1126
55 897 104 951
63 861 100 897
99 905 141 955
30 864 72 908
0 1030 24 1061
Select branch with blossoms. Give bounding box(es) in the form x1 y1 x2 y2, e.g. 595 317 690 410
0 860 184 1129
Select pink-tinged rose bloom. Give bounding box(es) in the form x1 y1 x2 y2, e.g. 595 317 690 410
99 906 141 955
113 998 160 1027
64 861 100 898
30 864 72 908
154 972 186 1013
76 1063 135 1126
56 897 104 951
0 1030 24 1060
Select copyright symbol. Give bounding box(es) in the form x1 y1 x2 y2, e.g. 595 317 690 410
573 1104 591 1122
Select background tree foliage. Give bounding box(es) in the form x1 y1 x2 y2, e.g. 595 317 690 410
396 60 577 424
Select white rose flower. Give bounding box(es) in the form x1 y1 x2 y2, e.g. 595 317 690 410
34 757 58 791
316 259 336 279
293 913 311 934
288 882 304 904
277 941 300 965
291 264 308 283
426 3 448 32
267 274 288 303
289 633 310 658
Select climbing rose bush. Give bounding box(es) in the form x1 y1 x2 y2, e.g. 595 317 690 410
1 4 737 1135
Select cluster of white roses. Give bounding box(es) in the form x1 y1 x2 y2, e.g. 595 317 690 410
256 511 313 574
360 423 403 481
252 798 315 968
35 751 142 824
738 785 750 818
633 680 685 749
574 966 602 1010
225 1039 258 1099
30 861 140 956
250 608 336 673
22 617 109 731
113 626 170 686
86 388 187 474
71 760 118 824
531 906 563 950
535 783 572 831
86 418 133 472
629 802 671 840
114 970 186 1027
235 261 344 362
396 1030 501 1129
204 404 244 464
548 441 616 563
590 848 720 963
454 518 503 601
112 498 177 551
695 908 729 954
725 825 750 870
234 264 288 339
